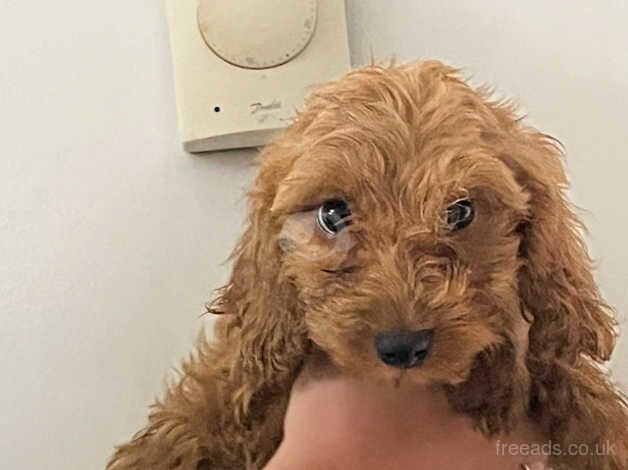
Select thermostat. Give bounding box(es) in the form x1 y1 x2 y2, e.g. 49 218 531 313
166 0 351 153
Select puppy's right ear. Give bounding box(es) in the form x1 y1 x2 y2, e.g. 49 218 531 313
207 141 308 419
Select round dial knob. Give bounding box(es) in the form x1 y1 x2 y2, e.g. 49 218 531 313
197 0 318 70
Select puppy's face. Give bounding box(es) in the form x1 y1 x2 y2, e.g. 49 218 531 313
271 64 532 386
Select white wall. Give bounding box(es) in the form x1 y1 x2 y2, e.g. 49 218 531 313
0 1 625 469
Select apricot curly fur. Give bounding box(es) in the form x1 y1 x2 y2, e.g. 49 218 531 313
108 61 627 470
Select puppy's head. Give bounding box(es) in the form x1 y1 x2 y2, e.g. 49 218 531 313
215 61 615 388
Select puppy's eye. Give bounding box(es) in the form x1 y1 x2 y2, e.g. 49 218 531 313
445 199 474 231
316 199 352 236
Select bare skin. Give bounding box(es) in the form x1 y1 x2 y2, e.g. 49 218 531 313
265 361 549 470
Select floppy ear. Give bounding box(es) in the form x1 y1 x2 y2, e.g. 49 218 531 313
505 131 616 366
207 142 309 419
504 131 628 469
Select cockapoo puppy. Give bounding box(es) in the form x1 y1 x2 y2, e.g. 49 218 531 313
108 61 627 470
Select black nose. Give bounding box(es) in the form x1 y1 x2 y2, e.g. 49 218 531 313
374 329 434 369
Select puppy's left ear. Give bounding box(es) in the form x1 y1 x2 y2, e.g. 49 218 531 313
504 128 628 470
504 131 616 365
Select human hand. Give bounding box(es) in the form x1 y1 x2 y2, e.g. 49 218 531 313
265 355 550 470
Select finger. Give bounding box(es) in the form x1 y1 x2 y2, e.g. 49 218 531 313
520 463 553 470
512 305 533 365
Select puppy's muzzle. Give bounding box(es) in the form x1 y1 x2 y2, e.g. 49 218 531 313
374 329 434 369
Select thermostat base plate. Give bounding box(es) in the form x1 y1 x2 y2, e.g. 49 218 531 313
166 0 351 153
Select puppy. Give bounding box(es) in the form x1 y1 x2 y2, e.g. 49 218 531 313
108 61 627 470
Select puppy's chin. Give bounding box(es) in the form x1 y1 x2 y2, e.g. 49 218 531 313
321 354 465 389
303 347 451 394
317 342 493 390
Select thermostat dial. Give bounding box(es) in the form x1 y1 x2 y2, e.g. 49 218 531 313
197 0 318 69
